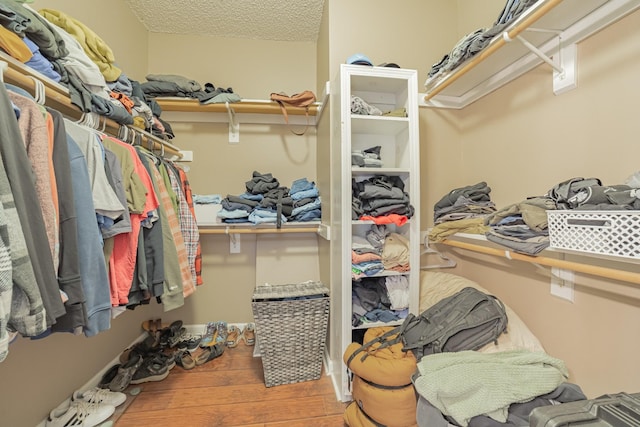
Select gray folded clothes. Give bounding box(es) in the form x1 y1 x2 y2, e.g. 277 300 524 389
245 171 279 194
367 203 414 218
491 224 548 239
140 80 195 98
547 177 601 208
201 92 241 105
569 184 639 209
91 95 133 125
434 195 496 221
0 0 68 59
366 224 388 249
145 73 201 92
358 183 406 201
434 181 492 211
225 194 259 208
352 197 364 220
485 229 549 256
362 194 411 211
221 199 254 213
0 3 29 34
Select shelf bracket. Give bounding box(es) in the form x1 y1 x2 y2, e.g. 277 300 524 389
226 101 240 144
502 31 577 95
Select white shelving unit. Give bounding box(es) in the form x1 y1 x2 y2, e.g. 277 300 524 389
327 64 421 401
420 0 640 109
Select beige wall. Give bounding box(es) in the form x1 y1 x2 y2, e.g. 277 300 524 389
424 6 640 398
35 0 149 80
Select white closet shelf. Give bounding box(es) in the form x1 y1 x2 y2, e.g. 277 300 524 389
351 115 409 134
438 233 640 284
419 0 640 109
0 52 182 159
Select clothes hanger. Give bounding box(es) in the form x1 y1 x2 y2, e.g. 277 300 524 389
420 235 457 269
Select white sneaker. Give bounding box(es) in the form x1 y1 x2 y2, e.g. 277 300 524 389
73 387 127 407
46 400 115 427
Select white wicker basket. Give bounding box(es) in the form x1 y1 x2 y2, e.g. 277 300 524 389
547 210 640 259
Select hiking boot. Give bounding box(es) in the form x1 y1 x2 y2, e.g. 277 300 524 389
199 322 218 347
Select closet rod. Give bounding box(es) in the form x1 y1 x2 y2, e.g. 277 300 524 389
424 0 563 102
441 238 640 285
2 57 182 159
199 227 320 235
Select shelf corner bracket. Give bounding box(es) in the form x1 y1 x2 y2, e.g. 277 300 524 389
503 32 577 95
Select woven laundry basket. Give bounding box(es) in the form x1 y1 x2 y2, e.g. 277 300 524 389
251 281 330 387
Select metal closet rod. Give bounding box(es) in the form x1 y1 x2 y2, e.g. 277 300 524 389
441 238 640 285
2 61 181 158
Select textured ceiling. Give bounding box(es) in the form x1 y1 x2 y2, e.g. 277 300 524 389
125 0 325 42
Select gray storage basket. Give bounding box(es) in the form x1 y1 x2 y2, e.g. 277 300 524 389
251 281 330 387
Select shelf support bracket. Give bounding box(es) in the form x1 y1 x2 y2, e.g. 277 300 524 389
226 101 240 144
502 31 577 95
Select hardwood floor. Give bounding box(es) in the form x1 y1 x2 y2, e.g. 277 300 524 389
113 343 348 427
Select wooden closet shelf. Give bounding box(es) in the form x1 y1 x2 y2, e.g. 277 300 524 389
1 53 182 159
156 98 320 116
440 236 640 285
198 223 321 235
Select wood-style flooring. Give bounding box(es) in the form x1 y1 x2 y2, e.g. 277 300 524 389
113 343 348 427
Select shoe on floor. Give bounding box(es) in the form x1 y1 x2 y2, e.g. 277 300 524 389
46 400 115 427
98 364 120 389
109 353 143 392
199 321 218 347
225 325 240 348
242 323 256 346
72 387 126 407
195 342 225 366
216 321 228 344
129 354 170 384
175 350 196 370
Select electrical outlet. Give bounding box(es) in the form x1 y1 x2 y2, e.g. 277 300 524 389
229 234 241 253
550 267 574 302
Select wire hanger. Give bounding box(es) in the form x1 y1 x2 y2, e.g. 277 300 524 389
421 235 457 269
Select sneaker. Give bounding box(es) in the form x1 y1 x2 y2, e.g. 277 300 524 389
46 400 114 427
97 364 120 389
167 327 188 348
72 387 126 407
225 325 240 348
109 353 143 392
242 323 256 346
176 334 202 353
129 355 170 385
216 321 228 344
199 322 218 347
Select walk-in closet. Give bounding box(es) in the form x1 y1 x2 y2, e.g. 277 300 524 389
0 1 639 426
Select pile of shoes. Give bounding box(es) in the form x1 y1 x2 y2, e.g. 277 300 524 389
46 387 126 427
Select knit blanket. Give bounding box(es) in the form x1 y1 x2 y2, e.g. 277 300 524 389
413 349 568 427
